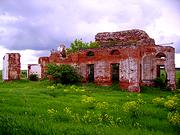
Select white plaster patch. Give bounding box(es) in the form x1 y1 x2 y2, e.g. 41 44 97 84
2 54 9 80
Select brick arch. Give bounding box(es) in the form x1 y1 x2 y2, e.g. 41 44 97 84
156 52 166 59
110 49 120 55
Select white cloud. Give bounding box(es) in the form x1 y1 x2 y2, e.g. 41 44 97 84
0 0 180 67
0 45 49 70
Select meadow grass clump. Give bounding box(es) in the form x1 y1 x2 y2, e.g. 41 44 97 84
167 111 180 127
122 101 140 118
46 85 57 97
151 94 180 129
96 101 109 110
164 95 179 111
47 85 56 90
81 95 96 109
164 99 177 111
152 97 165 107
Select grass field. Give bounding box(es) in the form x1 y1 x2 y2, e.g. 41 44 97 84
0 69 179 81
0 70 179 134
0 80 179 135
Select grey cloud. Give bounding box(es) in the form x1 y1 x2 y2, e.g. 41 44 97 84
174 39 180 53
156 34 180 53
0 0 90 50
0 0 179 51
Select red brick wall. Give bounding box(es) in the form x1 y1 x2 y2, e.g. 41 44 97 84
8 53 21 80
38 29 176 92
38 57 49 78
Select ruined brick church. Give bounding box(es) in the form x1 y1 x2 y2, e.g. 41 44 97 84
35 29 176 92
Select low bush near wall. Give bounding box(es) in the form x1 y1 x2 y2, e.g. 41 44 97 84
29 74 38 81
154 77 166 89
46 64 82 84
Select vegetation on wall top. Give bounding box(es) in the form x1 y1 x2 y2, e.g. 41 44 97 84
66 39 100 54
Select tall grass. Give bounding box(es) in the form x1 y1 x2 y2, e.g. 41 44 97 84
0 80 179 135
0 69 179 134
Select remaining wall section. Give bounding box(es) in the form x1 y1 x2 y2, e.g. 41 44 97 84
95 29 155 46
38 57 49 78
2 53 21 81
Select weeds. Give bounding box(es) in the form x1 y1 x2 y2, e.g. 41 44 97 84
167 111 180 127
0 80 179 134
152 97 165 107
152 95 180 128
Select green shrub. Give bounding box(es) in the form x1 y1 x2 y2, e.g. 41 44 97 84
21 70 27 79
154 77 166 88
46 64 82 84
29 74 38 81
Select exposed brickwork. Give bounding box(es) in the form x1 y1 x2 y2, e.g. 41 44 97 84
38 57 49 78
95 29 155 47
2 53 21 81
38 29 176 92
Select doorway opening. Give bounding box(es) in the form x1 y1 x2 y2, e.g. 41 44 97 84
156 65 167 86
111 63 119 83
88 64 94 82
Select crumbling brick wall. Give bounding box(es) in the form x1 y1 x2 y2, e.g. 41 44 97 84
95 29 155 46
38 57 49 78
2 53 21 81
38 29 176 92
140 45 176 90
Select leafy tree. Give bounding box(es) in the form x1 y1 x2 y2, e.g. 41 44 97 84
88 41 100 48
46 64 82 84
67 39 100 54
70 39 88 52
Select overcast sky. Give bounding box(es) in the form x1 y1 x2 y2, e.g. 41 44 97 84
0 0 180 69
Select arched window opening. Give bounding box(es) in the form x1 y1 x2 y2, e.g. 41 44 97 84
87 51 94 57
108 38 113 41
110 50 119 55
156 52 166 59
